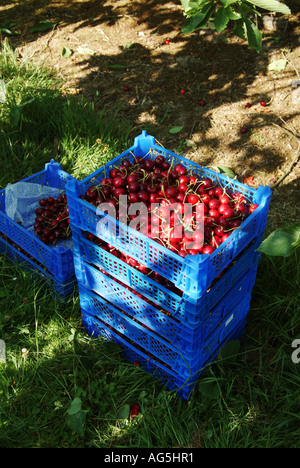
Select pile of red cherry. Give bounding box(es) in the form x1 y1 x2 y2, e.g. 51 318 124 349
82 154 259 257
34 193 72 244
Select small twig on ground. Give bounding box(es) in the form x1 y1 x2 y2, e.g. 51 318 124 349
281 50 300 80
271 123 300 188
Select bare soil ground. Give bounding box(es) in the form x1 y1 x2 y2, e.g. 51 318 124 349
1 0 299 228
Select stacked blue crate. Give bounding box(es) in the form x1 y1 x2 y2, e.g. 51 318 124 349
66 131 272 398
0 159 77 297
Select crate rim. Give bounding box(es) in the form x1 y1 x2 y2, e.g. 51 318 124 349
66 131 272 265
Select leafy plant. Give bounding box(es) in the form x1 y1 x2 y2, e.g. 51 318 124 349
180 0 291 52
29 21 58 34
0 22 18 36
257 224 300 257
66 397 89 437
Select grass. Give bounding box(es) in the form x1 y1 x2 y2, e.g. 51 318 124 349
0 38 299 448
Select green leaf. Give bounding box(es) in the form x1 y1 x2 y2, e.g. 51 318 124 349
268 58 287 72
256 225 300 257
180 0 203 14
180 0 192 11
1 21 17 28
0 288 7 298
9 106 21 128
169 126 184 134
0 80 6 104
29 21 58 33
198 380 221 399
66 410 87 437
181 3 213 34
225 6 242 20
218 339 241 361
214 7 230 32
0 21 18 35
66 397 88 437
67 397 82 415
0 28 18 36
124 42 136 49
246 0 291 15
233 18 246 39
244 17 262 52
217 166 236 178
108 64 128 70
62 46 72 58
220 0 238 6
117 404 130 420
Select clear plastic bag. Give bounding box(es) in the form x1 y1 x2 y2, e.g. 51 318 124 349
5 182 62 229
5 182 74 249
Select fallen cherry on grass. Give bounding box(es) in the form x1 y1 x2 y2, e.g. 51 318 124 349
130 404 141 418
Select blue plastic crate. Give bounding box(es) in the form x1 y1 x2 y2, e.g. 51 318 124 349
81 309 247 400
0 159 75 285
74 250 258 347
66 131 271 300
71 224 263 326
0 234 76 297
76 272 254 376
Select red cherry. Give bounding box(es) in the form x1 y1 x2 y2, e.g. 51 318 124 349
42 228 51 238
202 177 213 189
201 193 210 204
42 209 51 219
128 181 139 192
113 176 125 188
47 197 55 205
208 209 220 219
221 233 230 242
165 186 177 199
249 203 259 213
114 187 126 197
187 194 200 206
174 163 187 175
208 198 220 210
130 406 140 418
219 194 230 205
260 101 266 107
202 245 215 255
137 190 149 202
223 207 234 219
85 186 98 200
128 193 139 203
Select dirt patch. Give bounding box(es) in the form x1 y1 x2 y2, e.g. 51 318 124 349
1 0 300 228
